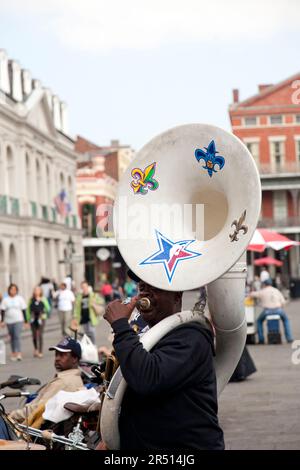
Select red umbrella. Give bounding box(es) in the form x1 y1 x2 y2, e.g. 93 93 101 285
248 228 300 252
254 256 283 267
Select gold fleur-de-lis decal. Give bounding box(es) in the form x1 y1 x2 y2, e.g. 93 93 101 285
229 210 248 242
131 162 159 195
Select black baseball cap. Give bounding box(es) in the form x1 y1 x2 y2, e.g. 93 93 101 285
49 336 82 359
127 269 141 283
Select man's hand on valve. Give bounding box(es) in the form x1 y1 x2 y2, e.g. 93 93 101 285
104 297 137 325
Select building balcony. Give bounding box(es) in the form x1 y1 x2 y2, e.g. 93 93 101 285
0 195 20 217
51 207 57 223
42 205 48 221
259 162 300 176
10 198 20 216
258 217 300 229
0 195 7 215
30 201 38 218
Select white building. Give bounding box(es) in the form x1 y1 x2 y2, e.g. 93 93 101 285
0 49 84 298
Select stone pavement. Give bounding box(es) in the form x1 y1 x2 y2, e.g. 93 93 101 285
218 298 300 450
0 295 299 449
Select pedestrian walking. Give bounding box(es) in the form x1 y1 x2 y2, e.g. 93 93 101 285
124 277 138 298
73 281 104 344
39 277 54 315
0 284 27 361
112 278 123 300
53 282 75 336
27 286 50 358
101 280 113 303
260 267 271 284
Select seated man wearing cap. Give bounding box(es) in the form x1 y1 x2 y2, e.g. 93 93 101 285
103 270 224 450
9 337 84 425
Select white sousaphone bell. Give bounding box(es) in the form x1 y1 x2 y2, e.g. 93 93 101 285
101 123 261 449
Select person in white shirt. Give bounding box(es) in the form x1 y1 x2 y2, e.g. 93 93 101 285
250 279 293 344
54 282 75 336
0 283 27 361
259 268 271 284
63 276 74 292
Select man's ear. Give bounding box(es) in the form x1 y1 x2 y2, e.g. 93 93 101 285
174 292 183 304
72 356 79 366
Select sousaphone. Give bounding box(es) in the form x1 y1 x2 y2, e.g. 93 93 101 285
101 123 261 449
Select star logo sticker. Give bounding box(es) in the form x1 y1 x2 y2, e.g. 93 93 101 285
139 230 201 283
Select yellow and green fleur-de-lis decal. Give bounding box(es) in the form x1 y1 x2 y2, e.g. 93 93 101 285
131 162 159 195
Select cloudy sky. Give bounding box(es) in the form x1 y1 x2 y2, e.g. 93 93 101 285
1 0 300 150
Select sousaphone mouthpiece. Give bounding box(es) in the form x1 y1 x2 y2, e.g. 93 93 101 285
136 297 151 311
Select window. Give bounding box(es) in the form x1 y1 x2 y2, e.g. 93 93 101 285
273 191 287 222
296 114 300 123
82 204 96 237
270 115 283 125
245 142 259 162
296 140 300 162
244 116 257 126
270 140 285 171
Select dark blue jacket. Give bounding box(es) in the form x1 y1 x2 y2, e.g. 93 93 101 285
112 318 225 450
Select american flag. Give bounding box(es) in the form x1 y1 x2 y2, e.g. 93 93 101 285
54 189 72 216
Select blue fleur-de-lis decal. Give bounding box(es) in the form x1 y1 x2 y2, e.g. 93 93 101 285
195 140 225 177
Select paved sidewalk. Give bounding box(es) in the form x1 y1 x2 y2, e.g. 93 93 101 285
219 299 300 450
1 296 299 449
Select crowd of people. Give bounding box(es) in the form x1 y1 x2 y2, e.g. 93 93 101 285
0 267 296 450
0 275 138 362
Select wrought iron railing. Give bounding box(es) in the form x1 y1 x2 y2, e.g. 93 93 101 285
52 207 57 223
10 197 19 216
258 217 300 228
259 162 300 175
31 201 37 218
42 205 48 221
0 195 7 215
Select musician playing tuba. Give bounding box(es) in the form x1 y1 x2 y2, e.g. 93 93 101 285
104 270 225 450
100 123 261 450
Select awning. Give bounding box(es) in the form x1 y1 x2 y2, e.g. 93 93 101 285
82 238 117 247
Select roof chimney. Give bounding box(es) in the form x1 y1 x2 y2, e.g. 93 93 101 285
0 49 10 94
9 60 23 101
22 69 32 96
60 102 69 134
52 95 62 130
232 89 239 104
258 84 273 93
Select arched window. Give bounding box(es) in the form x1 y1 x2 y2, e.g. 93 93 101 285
7 146 15 197
68 175 73 211
0 143 4 192
26 152 31 200
0 242 4 292
46 163 51 203
60 172 65 191
36 158 42 203
0 242 4 265
8 243 18 285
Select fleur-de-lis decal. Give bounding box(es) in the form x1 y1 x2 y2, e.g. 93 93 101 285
195 140 225 177
229 210 248 242
131 162 159 195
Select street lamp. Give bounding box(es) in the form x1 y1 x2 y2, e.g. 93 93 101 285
66 236 75 279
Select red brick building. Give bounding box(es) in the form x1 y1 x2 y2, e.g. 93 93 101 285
75 136 134 287
229 73 300 280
